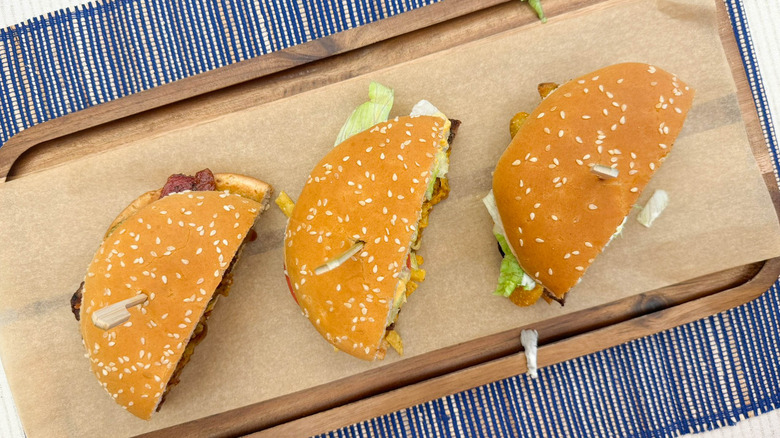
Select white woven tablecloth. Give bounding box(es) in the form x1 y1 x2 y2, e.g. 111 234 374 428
0 1 778 437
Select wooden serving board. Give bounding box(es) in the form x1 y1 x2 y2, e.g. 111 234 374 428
1 0 779 437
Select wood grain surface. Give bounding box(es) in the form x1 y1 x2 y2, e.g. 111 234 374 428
138 261 768 438
0 0 777 437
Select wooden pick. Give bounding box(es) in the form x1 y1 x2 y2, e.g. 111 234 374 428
314 241 365 276
591 164 619 179
92 293 149 330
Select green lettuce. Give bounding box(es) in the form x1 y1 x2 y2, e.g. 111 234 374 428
334 81 394 146
494 231 536 297
522 0 547 23
425 150 449 199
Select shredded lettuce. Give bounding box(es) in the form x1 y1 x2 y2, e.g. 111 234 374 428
607 216 628 245
425 150 449 199
483 191 536 296
410 99 451 200
482 191 505 235
522 0 547 23
494 230 537 297
334 82 394 146
637 189 669 228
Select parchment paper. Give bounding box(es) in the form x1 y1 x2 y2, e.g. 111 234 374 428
1 0 779 436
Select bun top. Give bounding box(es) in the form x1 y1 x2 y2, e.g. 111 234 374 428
284 115 449 360
493 63 694 299
80 190 262 419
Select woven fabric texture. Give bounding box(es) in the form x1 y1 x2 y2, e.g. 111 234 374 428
0 0 440 147
0 1 778 437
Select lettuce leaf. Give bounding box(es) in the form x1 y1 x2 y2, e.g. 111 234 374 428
637 189 669 228
425 150 449 199
494 231 537 297
522 0 547 23
334 82 394 146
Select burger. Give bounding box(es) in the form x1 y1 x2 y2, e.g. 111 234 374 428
483 63 694 306
281 101 459 361
70 169 271 419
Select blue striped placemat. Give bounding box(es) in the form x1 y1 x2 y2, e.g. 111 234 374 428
0 0 439 145
1 1 778 437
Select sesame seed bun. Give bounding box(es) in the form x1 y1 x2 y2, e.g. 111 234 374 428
80 177 270 419
284 115 450 361
493 63 694 301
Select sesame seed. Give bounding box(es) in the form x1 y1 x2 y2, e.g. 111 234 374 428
585 242 593 248
603 109 609 116
582 115 591 119
530 212 535 220
560 111 566 119
588 204 598 210
630 187 639 193
535 238 544 243
548 268 553 275
650 163 656 170
558 130 564 138
564 253 571 259
575 266 584 271
537 112 545 118
512 160 521 166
